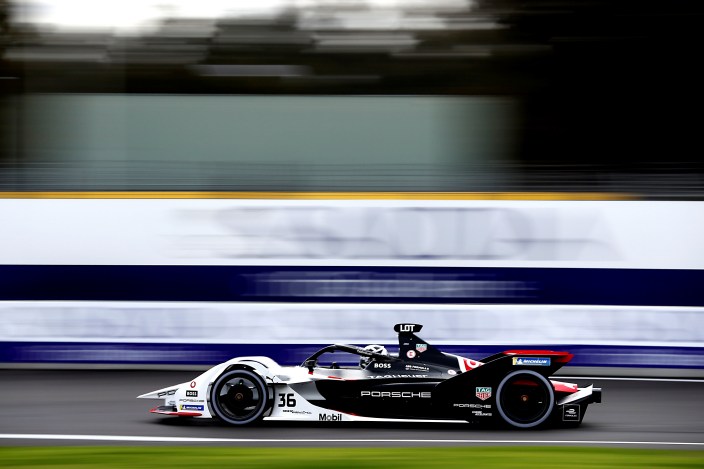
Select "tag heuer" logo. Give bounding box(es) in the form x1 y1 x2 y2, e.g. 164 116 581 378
415 343 428 353
475 387 492 401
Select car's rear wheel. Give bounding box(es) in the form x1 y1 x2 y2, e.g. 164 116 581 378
496 370 554 428
210 369 268 425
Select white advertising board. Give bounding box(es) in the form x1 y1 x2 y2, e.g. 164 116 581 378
2 301 702 346
0 199 703 269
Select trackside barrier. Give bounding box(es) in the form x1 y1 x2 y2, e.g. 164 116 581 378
0 197 702 372
1 302 703 371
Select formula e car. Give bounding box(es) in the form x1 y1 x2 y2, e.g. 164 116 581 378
138 324 601 428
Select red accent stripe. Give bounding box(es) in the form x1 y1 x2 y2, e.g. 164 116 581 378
308 373 354 381
149 408 202 417
462 358 483 370
511 379 539 386
503 350 573 363
551 380 580 393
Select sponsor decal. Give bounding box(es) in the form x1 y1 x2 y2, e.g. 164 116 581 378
563 405 581 422
476 387 492 401
471 411 493 417
512 357 551 366
179 404 204 411
186 390 198 397
453 403 491 409
406 350 417 359
283 409 312 415
373 362 391 369
319 413 343 421
447 370 457 375
459 358 482 371
398 324 417 332
157 390 176 398
179 398 205 403
415 343 428 353
167 400 176 406
405 364 430 372
361 391 431 398
369 374 428 379
190 381 197 388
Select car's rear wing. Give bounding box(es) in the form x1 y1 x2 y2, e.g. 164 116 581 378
480 349 573 370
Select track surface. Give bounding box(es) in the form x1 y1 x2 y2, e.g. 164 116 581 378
2 370 703 447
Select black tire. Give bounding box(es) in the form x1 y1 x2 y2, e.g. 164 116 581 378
210 369 268 426
496 370 555 429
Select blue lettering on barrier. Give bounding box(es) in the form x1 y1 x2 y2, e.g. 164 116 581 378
0 265 703 306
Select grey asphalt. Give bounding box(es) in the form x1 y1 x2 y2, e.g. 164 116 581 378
2 370 703 447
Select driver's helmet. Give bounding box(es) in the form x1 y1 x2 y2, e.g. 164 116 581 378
360 344 388 368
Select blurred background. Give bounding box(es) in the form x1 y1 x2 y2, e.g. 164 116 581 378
0 0 703 374
2 4 704 460
0 0 702 194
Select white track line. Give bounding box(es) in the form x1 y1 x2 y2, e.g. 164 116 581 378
559 377 704 383
0 434 702 446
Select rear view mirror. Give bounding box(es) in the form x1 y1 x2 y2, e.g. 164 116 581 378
304 359 317 372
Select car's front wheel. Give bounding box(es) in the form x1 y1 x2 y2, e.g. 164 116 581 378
496 370 555 428
210 369 268 425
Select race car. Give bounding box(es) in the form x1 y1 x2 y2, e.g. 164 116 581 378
138 323 601 428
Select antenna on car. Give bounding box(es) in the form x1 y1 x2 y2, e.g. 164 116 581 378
393 324 449 363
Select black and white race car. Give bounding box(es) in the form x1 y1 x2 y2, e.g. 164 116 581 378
139 324 601 428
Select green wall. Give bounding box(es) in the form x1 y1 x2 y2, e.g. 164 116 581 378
20 94 515 167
